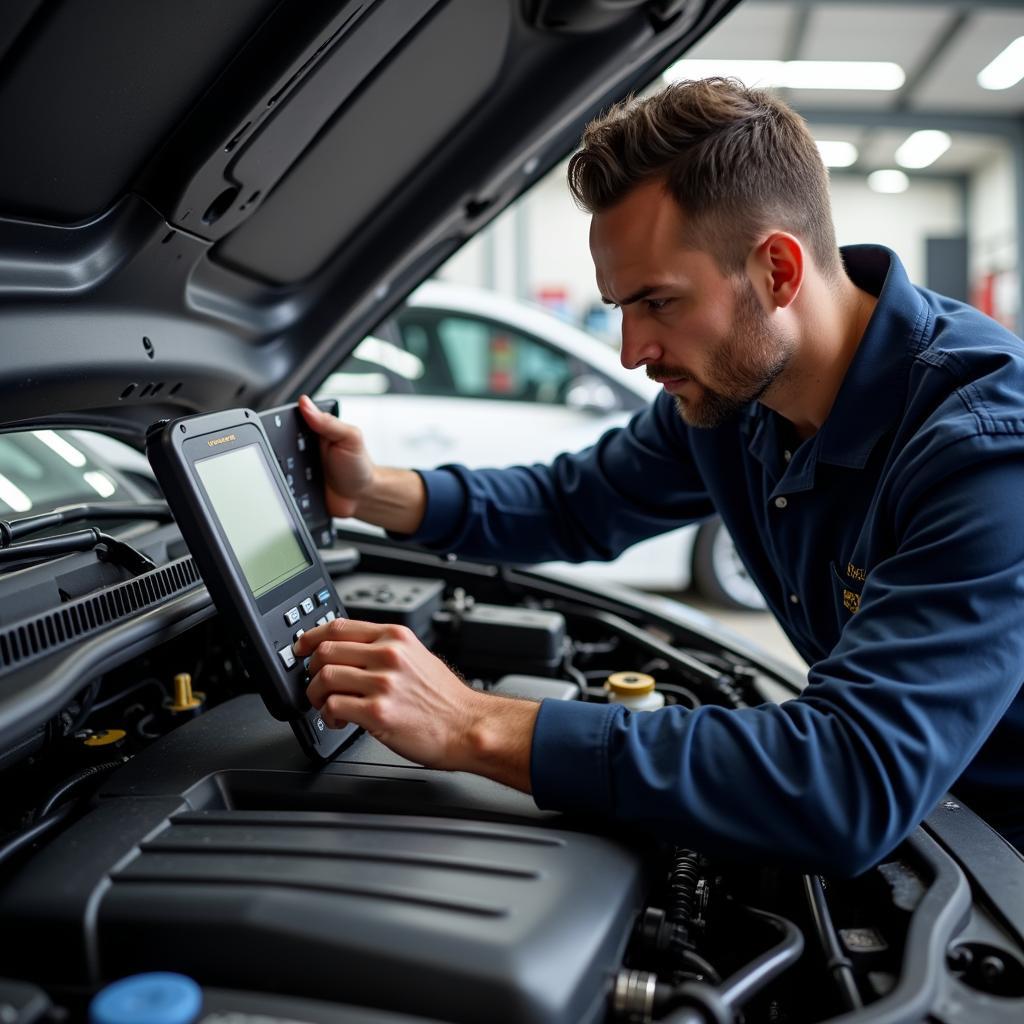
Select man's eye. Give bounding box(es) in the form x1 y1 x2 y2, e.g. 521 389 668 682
646 298 671 312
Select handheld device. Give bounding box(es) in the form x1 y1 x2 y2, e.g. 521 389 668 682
146 405 355 762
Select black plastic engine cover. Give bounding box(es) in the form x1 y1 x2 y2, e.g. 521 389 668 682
0 696 645 1024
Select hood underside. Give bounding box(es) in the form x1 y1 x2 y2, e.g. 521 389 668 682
0 0 737 443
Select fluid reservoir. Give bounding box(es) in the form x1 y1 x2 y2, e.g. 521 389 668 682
89 973 202 1024
605 671 665 712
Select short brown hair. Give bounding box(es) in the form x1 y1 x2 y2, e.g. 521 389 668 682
568 77 840 278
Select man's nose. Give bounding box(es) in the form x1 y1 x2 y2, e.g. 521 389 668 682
619 312 662 370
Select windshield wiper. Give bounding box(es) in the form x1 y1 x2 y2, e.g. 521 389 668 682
0 501 172 547
0 528 158 575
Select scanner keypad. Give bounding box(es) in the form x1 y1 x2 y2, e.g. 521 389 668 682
277 589 342 680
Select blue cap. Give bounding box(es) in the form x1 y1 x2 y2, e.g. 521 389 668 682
89 973 202 1024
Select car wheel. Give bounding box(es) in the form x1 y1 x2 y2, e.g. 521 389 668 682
693 518 767 612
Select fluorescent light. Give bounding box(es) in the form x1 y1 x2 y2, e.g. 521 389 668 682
867 169 909 194
978 37 1024 91
0 473 31 512
664 59 905 91
83 471 116 498
895 130 951 169
33 429 86 467
816 141 858 167
784 62 904 91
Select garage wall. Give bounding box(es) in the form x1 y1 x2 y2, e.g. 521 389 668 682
828 175 963 285
441 168 967 325
967 146 1019 330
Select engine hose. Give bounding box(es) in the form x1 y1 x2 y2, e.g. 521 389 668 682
666 849 701 926
656 682 701 710
0 802 75 869
35 758 128 821
715 906 804 1008
655 905 804 1023
803 875 862 1010
676 948 721 985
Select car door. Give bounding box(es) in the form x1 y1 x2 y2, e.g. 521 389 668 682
319 304 636 471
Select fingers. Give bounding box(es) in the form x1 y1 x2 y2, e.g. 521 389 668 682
318 692 365 731
293 616 378 657
306 663 375 711
305 637 402 679
298 394 362 447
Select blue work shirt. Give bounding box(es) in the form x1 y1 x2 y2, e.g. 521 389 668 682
407 246 1024 875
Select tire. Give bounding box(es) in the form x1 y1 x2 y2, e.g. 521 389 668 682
692 518 767 612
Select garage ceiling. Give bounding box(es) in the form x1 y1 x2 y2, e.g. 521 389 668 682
674 0 1024 175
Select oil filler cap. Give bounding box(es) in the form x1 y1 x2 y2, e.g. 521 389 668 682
89 973 202 1024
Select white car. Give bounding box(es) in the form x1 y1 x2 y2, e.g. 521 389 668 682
317 280 765 610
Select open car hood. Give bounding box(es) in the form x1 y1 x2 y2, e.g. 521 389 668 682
0 0 737 444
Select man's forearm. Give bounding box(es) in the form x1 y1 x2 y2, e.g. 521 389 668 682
355 466 427 535
456 693 539 793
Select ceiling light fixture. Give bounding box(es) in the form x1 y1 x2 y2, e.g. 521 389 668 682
664 59 905 91
867 169 909 194
816 140 858 167
977 36 1024 91
895 130 951 169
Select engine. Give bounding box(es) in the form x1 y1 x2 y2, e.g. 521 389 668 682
1 539 1021 1024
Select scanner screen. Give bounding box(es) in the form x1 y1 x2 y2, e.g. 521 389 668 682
196 442 311 598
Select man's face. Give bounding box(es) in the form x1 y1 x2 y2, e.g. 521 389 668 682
591 180 794 428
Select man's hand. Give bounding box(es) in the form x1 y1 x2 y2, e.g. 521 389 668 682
298 395 427 534
294 617 539 791
298 395 376 519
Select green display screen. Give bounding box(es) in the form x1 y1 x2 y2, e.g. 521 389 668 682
195 442 311 598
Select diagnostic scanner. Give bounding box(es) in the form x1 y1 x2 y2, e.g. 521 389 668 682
146 405 354 762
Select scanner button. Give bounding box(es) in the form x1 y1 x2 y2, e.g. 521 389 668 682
316 616 328 627
284 607 300 626
293 628 304 642
325 610 336 622
278 647 296 670
317 589 331 605
300 597 315 615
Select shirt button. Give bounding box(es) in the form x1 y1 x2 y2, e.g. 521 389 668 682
774 496 788 509
789 593 799 605
783 449 792 462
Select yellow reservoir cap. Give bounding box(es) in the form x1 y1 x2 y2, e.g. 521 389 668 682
606 671 656 695
83 729 126 747
169 673 203 712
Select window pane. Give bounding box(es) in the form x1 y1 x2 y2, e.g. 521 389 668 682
431 315 574 403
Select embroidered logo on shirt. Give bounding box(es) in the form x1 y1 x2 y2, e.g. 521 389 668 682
843 589 861 614
847 562 866 583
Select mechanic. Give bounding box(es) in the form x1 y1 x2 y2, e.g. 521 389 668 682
294 77 1024 875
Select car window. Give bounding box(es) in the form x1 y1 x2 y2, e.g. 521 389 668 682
317 336 421 396
398 310 582 404
0 431 131 515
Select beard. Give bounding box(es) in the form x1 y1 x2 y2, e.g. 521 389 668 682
648 283 795 429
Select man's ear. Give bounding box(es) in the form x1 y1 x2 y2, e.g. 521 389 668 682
747 233 803 310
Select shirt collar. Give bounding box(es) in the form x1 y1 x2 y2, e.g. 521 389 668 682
814 245 930 469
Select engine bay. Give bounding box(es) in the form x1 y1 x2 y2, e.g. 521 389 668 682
0 408 1022 1023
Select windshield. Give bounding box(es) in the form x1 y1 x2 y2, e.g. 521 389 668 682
0 430 140 517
